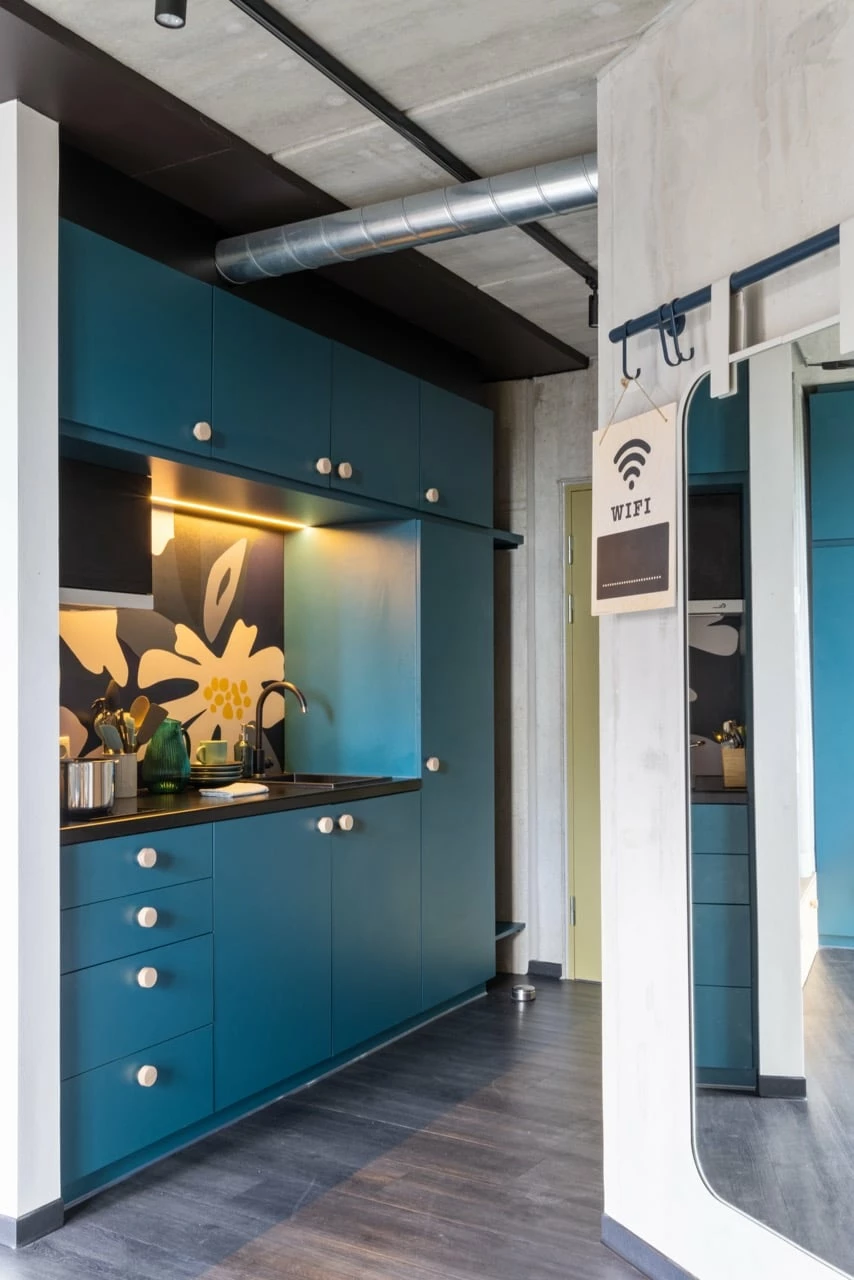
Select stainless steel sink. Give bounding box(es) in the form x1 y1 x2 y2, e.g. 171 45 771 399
256 773 392 790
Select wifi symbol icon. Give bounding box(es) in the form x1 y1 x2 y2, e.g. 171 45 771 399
613 438 651 490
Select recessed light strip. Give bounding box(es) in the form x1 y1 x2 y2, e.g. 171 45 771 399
151 496 307 531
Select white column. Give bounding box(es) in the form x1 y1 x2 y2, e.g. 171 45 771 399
748 343 806 1080
0 101 60 1226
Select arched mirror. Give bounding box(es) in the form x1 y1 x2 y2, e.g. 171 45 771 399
687 322 854 1274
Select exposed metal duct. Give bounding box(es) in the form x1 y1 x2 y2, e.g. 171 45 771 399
215 153 598 285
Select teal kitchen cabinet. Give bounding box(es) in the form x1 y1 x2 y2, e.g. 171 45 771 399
212 290 333 485
331 792 421 1054
691 803 755 1084
59 221 213 456
420 522 495 1009
213 809 332 1111
420 382 493 527
330 344 421 507
809 388 854 542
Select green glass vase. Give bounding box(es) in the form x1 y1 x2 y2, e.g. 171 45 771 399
141 718 191 794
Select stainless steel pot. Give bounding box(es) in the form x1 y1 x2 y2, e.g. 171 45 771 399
60 756 117 819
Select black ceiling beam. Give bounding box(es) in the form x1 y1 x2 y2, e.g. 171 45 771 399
227 0 598 289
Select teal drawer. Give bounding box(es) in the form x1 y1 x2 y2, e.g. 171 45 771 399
693 904 752 986
61 825 212 908
691 804 749 854
61 1025 213 1188
694 985 753 1070
61 879 212 973
692 854 750 904
62 934 212 1079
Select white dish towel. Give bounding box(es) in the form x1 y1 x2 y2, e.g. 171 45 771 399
198 782 270 801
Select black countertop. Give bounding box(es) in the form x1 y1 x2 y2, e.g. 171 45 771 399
691 776 748 805
61 777 421 844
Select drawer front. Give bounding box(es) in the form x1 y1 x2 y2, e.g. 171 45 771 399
61 1025 213 1188
691 804 749 854
61 825 212 908
692 854 750 904
694 985 754 1070
62 879 212 973
62 935 213 1079
693 903 752 987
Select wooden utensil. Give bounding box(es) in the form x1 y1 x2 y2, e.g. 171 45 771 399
137 704 168 746
129 695 150 727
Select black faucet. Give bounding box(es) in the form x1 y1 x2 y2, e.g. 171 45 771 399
252 680 308 776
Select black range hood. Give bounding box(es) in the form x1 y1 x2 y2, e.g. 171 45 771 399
59 457 153 609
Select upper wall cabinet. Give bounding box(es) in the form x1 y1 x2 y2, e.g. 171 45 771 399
212 291 333 485
330 345 421 508
59 222 213 456
420 383 493 527
808 388 854 542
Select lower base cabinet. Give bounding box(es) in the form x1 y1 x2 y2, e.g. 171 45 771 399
62 1025 213 1187
213 809 333 1111
331 792 421 1054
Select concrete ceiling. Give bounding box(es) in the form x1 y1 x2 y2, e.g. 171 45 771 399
26 0 673 361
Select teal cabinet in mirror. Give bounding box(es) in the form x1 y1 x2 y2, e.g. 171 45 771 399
212 290 333 485
59 221 213 456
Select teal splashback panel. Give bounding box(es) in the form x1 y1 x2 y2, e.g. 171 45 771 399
284 523 419 777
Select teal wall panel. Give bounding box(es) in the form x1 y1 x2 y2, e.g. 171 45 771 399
284 523 419 777
809 389 854 542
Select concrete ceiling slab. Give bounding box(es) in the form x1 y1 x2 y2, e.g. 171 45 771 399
24 0 670 358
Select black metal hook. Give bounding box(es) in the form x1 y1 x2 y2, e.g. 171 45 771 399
657 300 694 367
621 326 640 381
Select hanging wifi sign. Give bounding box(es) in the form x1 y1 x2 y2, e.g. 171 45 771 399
591 402 677 615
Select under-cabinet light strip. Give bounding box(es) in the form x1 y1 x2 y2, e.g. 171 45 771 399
151 496 307 531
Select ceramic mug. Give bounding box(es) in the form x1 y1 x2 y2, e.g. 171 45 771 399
196 740 228 766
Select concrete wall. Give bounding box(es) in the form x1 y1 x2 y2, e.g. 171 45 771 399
0 101 61 1228
491 365 597 975
598 0 853 1275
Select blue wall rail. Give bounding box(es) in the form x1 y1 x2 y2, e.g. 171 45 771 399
609 225 841 378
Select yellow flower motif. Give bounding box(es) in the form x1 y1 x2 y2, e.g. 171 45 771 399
138 620 284 754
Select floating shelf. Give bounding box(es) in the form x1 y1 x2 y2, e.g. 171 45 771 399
495 920 526 942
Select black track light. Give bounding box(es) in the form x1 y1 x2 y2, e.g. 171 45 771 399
588 286 598 330
155 0 187 28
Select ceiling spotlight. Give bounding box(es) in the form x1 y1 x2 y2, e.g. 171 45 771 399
588 286 598 330
155 0 187 28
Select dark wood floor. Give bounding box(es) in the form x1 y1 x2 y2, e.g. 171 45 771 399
0 977 642 1280
696 947 854 1275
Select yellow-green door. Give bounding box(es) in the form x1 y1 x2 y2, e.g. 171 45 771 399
566 486 601 982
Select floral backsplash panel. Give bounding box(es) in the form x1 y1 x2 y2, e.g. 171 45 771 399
61 508 285 764
688 612 746 777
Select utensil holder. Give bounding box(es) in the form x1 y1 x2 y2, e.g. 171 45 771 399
114 752 139 799
721 746 746 789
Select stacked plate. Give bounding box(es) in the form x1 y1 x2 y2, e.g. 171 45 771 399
190 762 244 788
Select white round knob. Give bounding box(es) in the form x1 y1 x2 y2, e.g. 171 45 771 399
337 813 354 832
137 967 159 989
425 487 440 504
136 1065 158 1088
317 816 334 835
136 906 159 929
425 757 441 772
136 847 158 869
193 421 212 442
315 457 333 475
336 461 353 480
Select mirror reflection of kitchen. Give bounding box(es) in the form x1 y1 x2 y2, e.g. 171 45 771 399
687 325 854 1277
